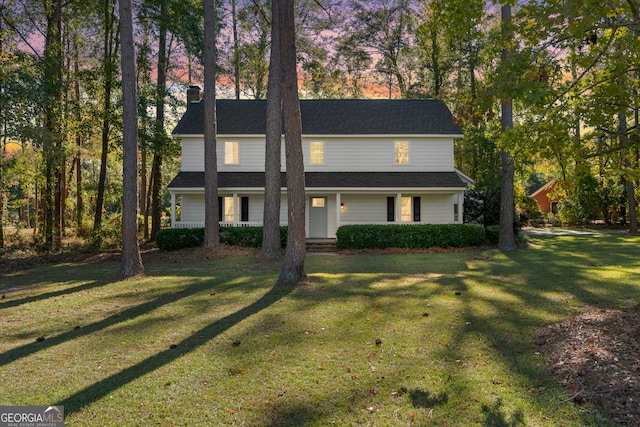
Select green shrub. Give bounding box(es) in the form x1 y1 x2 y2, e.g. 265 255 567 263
336 224 486 249
156 226 288 251
485 225 500 244
156 228 205 251
482 225 526 246
89 214 125 251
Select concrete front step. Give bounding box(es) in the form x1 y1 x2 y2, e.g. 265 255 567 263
306 238 338 253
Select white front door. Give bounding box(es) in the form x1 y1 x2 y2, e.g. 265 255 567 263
309 196 328 238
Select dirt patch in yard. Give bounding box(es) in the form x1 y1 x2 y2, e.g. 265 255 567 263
141 244 259 264
536 307 640 425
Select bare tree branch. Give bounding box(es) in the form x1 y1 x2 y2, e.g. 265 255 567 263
0 5 42 58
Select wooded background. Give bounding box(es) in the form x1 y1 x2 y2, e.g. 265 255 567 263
1 0 639 251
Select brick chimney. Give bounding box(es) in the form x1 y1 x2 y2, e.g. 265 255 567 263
186 85 201 108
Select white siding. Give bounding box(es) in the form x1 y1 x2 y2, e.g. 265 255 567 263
327 195 337 237
421 194 454 224
340 195 389 224
249 194 264 223
181 138 205 171
181 195 205 222
180 194 288 224
245 194 288 224
301 137 454 172
180 136 454 172
338 194 455 225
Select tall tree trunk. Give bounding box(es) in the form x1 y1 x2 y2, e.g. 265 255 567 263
94 0 117 232
74 42 83 232
53 1 65 248
0 132 4 249
203 0 220 247
278 0 306 284
54 151 63 245
0 193 4 249
43 0 64 249
232 0 241 100
139 22 150 240
261 0 283 260
0 24 4 249
150 2 168 241
141 146 148 240
119 0 144 277
619 112 638 234
76 156 82 230
150 154 162 239
34 182 39 235
93 113 109 232
498 3 516 252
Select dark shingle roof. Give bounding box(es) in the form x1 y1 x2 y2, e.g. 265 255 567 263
172 99 463 136
168 172 466 189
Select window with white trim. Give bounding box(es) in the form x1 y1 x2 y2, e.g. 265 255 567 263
401 196 412 222
223 196 235 222
453 194 460 222
395 141 409 164
311 197 325 208
310 141 324 165
224 141 239 164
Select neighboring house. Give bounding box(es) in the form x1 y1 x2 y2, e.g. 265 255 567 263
167 88 470 239
530 180 560 214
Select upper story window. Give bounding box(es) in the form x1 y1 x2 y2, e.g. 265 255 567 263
224 141 239 164
310 141 324 165
395 141 409 164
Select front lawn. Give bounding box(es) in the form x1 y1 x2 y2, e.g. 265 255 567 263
1 234 639 426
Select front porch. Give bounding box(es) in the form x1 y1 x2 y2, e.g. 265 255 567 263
169 190 465 238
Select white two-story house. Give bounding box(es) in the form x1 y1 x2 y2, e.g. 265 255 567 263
167 89 470 239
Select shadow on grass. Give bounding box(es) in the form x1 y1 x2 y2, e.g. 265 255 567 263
438 234 640 425
262 403 325 427
57 283 294 416
0 277 117 310
0 277 256 367
482 400 525 426
407 388 448 408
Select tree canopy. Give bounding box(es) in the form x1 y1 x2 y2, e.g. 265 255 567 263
0 0 638 254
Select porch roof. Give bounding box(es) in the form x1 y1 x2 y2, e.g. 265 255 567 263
168 171 467 190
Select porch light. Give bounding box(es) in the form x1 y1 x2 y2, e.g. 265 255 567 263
340 202 345 212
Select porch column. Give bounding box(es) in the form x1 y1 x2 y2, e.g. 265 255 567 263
233 193 239 225
170 192 176 228
396 192 402 223
336 192 341 230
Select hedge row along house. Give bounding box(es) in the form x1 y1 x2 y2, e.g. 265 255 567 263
167 88 472 239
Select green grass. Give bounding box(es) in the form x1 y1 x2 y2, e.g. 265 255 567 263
1 234 639 426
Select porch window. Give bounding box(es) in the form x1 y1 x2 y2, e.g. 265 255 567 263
401 197 412 222
387 197 395 222
218 196 250 222
224 141 239 164
454 194 460 221
310 141 324 165
223 196 235 222
395 141 409 164
241 197 249 221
